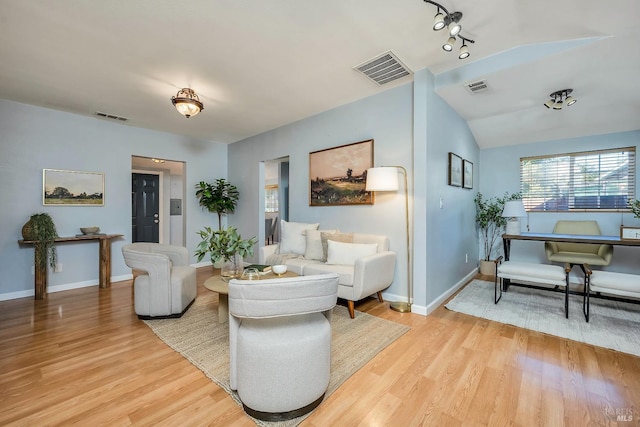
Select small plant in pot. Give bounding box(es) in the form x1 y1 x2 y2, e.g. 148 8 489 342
195 226 257 281
474 192 520 275
629 199 640 219
21 212 59 270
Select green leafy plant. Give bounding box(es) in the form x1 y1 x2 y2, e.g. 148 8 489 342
195 179 239 230
22 213 58 269
629 199 640 219
474 192 521 261
194 226 257 264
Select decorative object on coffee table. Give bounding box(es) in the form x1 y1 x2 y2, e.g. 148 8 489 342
195 226 257 282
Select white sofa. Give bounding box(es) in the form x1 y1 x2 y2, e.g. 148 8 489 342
259 221 396 318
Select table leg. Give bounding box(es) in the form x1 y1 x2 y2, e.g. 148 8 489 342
99 238 111 288
34 242 47 300
218 293 229 323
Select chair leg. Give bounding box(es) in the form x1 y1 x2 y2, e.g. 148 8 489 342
494 275 502 304
376 291 384 303
583 273 590 322
347 301 355 319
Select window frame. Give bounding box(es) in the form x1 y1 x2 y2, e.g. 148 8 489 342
520 146 636 213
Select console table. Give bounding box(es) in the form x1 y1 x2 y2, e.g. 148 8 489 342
503 232 640 261
18 234 123 300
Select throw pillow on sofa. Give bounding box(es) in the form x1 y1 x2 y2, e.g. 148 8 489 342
304 229 338 261
279 220 320 255
321 232 353 261
326 240 377 265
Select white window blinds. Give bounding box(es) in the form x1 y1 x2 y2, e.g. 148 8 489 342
520 147 636 211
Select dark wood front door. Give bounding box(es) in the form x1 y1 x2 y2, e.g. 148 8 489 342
132 173 159 243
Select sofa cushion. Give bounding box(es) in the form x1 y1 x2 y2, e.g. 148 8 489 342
326 240 378 266
265 253 302 267
279 220 319 255
304 229 338 261
303 263 355 286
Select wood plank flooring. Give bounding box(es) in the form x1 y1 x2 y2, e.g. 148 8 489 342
1 269 638 426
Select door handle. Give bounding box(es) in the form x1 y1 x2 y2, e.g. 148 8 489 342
154 219 159 224
154 213 159 218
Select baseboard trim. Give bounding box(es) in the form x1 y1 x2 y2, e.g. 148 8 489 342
0 274 133 301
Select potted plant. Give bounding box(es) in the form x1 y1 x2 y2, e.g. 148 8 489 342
195 179 239 230
629 199 640 219
195 226 257 281
21 213 58 270
474 192 520 275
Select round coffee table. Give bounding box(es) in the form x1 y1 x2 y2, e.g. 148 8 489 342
204 270 298 323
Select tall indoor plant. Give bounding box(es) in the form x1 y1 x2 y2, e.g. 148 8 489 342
195 179 239 230
474 192 520 274
629 199 640 219
195 226 257 281
21 212 58 270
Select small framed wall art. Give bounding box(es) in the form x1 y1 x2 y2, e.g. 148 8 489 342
448 152 462 187
463 159 473 189
43 169 105 206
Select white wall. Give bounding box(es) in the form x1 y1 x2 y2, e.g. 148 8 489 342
0 99 227 299
479 130 640 275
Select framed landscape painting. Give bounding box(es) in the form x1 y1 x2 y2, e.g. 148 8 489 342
309 139 374 206
43 169 104 206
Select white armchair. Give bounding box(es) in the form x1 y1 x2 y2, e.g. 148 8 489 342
228 273 339 421
121 243 197 319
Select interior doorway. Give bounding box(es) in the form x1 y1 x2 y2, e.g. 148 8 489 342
131 156 186 246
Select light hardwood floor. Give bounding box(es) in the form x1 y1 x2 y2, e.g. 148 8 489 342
1 268 638 426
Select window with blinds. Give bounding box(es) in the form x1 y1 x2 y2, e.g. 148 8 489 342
520 147 636 211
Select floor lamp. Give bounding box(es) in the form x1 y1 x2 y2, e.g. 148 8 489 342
365 166 412 313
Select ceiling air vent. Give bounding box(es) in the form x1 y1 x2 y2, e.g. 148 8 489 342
354 51 412 86
465 80 489 94
95 111 128 122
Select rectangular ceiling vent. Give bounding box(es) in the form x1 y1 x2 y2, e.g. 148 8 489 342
354 51 412 86
465 80 489 94
95 111 128 122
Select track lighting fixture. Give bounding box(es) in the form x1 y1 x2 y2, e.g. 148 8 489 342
544 89 577 110
423 0 475 60
443 36 455 51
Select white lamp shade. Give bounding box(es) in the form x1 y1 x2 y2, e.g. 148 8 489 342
502 200 527 218
366 167 399 192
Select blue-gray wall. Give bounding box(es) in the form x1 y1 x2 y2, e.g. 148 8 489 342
479 130 640 276
0 99 227 299
228 69 481 314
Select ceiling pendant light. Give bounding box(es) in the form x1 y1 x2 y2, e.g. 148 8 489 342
443 36 456 51
433 8 445 30
544 89 576 111
458 42 470 59
423 1 475 60
171 88 204 118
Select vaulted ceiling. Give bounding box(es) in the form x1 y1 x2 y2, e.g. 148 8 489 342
1 0 638 148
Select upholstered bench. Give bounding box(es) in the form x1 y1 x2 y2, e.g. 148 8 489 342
494 257 571 318
583 267 640 322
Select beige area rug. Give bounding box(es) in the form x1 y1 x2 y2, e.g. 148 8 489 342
144 293 410 426
446 280 640 357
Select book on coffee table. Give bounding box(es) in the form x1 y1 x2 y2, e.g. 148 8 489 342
245 264 272 274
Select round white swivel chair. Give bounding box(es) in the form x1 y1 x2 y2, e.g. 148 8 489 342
228 273 338 421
